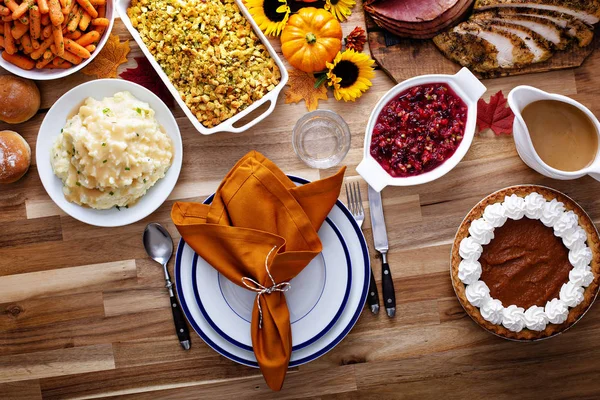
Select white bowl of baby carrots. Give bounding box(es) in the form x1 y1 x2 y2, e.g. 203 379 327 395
0 0 114 80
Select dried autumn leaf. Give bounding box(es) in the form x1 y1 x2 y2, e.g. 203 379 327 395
345 26 366 52
82 35 130 79
120 57 174 108
284 69 328 111
477 90 515 136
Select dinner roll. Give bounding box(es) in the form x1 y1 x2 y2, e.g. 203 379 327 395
0 76 41 124
0 130 31 184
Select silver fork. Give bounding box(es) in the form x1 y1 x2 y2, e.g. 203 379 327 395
345 182 380 314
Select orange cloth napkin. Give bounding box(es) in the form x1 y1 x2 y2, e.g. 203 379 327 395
171 151 345 390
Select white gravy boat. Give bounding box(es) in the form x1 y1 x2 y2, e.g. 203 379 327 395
508 86 600 182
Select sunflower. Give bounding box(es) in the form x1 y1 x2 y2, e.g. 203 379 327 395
326 50 375 102
246 0 290 36
324 0 356 21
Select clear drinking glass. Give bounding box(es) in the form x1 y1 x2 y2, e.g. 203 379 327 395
292 110 351 169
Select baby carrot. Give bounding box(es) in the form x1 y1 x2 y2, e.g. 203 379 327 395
40 12 49 25
0 22 3 33
61 0 73 15
3 0 18 13
29 5 41 39
59 49 80 63
52 55 62 65
11 0 34 21
75 28 96 46
84 43 93 52
64 37 88 58
48 0 63 25
42 47 52 59
42 23 51 38
36 53 55 68
66 4 81 31
11 20 28 39
21 32 33 53
0 36 4 48
37 0 49 14
3 21 16 54
90 17 107 26
2 51 35 69
51 22 63 55
0 4 9 16
78 10 89 30
96 4 103 17
31 36 39 48
65 29 80 39
30 35 52 59
89 0 104 4
75 0 96 18
44 60 70 68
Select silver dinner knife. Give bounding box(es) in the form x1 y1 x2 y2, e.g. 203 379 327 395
368 185 396 317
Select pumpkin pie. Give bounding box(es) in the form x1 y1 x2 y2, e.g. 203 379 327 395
451 185 600 340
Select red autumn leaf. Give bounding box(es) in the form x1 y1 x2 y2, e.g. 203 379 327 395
119 57 174 108
477 90 515 136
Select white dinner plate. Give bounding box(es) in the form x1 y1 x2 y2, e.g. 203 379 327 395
175 176 370 367
194 215 351 350
36 79 183 227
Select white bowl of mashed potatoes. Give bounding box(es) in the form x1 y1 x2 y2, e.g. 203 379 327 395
37 79 183 227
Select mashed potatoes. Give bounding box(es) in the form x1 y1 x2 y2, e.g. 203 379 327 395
51 91 173 209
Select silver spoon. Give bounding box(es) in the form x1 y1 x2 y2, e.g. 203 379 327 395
143 222 191 350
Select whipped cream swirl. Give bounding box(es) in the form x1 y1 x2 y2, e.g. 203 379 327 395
480 298 504 325
545 298 569 324
569 241 593 269
483 203 507 227
523 192 546 219
465 280 490 307
458 259 482 285
540 199 565 227
569 266 594 287
503 194 526 220
524 306 549 331
559 282 584 307
502 305 526 332
563 226 587 249
468 218 494 245
459 237 483 261
554 211 579 238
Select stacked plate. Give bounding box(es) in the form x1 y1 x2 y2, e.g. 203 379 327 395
175 176 370 367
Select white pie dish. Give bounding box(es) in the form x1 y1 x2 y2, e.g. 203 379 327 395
0 0 115 81
36 79 182 227
356 67 486 192
116 0 288 135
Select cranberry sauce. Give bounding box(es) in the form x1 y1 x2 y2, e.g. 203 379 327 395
370 83 468 177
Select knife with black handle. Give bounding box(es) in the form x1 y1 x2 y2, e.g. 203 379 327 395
368 185 396 317
367 270 380 314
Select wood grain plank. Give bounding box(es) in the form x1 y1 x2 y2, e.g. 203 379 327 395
0 380 42 400
0 344 115 383
0 260 137 303
0 216 62 248
0 292 104 331
103 288 169 317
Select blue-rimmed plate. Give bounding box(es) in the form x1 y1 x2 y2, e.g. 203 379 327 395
193 215 351 350
175 176 370 367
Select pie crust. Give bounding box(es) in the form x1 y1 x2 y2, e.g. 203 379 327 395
451 185 600 340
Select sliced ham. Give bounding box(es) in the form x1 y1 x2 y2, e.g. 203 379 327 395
367 0 462 23
474 0 600 25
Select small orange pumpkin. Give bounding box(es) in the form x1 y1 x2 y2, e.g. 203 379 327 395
281 7 343 73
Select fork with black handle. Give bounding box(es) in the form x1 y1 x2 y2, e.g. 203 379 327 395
345 181 380 314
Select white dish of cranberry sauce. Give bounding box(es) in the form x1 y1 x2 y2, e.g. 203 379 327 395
357 68 486 192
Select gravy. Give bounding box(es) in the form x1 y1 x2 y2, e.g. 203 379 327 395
522 100 598 172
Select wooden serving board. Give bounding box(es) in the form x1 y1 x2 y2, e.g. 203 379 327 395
365 12 599 83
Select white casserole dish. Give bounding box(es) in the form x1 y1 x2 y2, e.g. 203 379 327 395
116 0 288 135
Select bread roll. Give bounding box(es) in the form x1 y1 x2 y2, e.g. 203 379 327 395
0 130 31 184
0 76 41 124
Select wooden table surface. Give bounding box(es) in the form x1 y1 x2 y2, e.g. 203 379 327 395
3 3 600 399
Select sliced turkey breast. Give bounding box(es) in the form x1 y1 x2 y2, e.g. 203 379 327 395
491 7 594 46
451 21 535 68
433 31 502 71
474 0 600 25
471 18 553 61
472 11 568 48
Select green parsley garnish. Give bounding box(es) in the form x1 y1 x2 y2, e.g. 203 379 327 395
125 205 129 209
125 167 130 171
103 160 107 163
143 179 146 183
109 191 114 195
136 133 140 137
135 107 142 114
102 143 106 146
116 205 120 211
76 182 81 186
77 170 80 174
60 128 63 133
102 108 110 114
